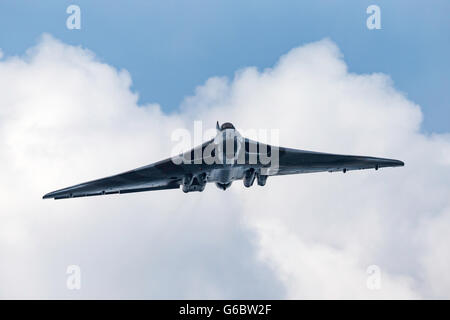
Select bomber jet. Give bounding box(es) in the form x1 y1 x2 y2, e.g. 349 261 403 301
43 122 404 199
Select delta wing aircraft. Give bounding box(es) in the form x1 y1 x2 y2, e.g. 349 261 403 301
43 122 404 199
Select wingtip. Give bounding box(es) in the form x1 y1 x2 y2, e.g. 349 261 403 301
43 191 55 200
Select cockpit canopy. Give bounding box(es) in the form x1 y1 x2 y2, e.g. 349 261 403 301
214 123 243 164
220 122 235 130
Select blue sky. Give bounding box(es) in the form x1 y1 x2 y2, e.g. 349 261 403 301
1 0 448 132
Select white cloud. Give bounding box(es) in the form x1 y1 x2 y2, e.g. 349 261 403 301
0 35 449 298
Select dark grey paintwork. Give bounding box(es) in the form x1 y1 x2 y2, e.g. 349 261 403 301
43 122 404 199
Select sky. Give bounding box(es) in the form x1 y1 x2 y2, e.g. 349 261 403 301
0 0 449 132
1 2 450 299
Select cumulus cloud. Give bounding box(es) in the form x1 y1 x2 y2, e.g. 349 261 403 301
0 34 449 298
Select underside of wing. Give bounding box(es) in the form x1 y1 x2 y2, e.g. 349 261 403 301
43 140 216 200
43 158 187 200
271 147 404 176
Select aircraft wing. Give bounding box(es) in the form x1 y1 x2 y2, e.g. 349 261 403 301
42 158 186 199
268 146 404 176
43 140 214 200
